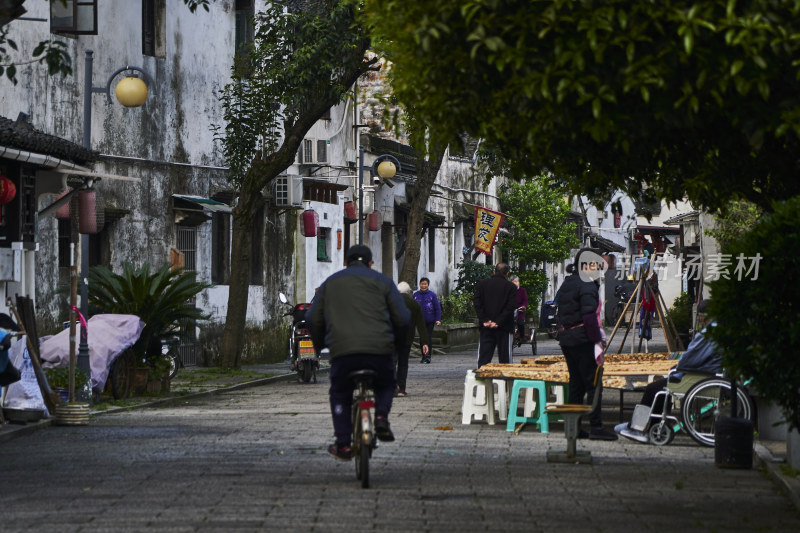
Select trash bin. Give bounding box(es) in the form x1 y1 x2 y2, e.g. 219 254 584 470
715 416 754 469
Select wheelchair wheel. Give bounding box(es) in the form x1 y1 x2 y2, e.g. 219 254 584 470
681 377 755 447
648 421 674 446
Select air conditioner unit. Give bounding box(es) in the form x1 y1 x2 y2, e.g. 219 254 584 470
298 138 330 165
271 175 303 208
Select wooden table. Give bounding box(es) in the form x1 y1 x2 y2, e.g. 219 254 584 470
475 354 679 423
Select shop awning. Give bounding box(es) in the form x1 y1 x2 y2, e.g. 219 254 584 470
172 194 232 226
394 199 446 227
586 231 626 253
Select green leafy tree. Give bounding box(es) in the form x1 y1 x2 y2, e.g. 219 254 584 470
0 0 214 83
361 0 800 212
498 177 579 307
88 263 211 363
453 259 493 296
707 197 800 429
707 199 763 250
213 1 374 369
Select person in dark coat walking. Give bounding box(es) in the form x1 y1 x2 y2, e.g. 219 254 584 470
473 263 518 367
556 248 617 441
395 282 430 396
307 245 410 460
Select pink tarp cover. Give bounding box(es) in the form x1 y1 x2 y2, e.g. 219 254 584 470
39 314 144 391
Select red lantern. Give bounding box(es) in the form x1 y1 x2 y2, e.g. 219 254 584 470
301 209 318 237
367 210 382 231
343 200 356 219
0 175 16 205
78 189 105 234
55 189 71 219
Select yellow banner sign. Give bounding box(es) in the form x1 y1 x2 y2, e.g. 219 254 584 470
473 206 506 256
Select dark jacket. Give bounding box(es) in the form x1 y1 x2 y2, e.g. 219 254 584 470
673 321 722 378
474 274 518 333
307 262 410 359
555 273 600 347
402 293 430 348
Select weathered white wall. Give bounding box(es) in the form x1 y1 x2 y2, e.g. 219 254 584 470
1 3 299 346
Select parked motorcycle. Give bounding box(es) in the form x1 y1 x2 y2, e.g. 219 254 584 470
279 292 318 383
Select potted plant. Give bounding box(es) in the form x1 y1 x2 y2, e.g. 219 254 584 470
44 366 90 402
88 262 210 395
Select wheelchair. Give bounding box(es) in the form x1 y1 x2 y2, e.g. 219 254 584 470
628 370 755 447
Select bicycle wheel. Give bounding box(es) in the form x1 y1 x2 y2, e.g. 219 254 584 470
681 377 755 447
358 434 370 489
353 405 363 480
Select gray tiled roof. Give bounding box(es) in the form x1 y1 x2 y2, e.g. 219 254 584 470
0 116 98 164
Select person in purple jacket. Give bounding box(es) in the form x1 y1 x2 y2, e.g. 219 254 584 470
413 277 441 363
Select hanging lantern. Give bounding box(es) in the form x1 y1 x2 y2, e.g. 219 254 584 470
55 188 71 219
78 189 105 234
343 200 356 219
0 175 16 205
301 208 318 237
115 75 148 107
367 210 382 231
0 175 15 224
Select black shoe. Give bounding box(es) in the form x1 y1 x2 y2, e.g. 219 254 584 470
420 358 426 364
424 357 431 364
589 427 619 441
375 416 395 442
327 443 352 461
577 429 589 439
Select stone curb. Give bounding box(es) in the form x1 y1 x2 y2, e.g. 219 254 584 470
90 366 331 414
755 441 800 512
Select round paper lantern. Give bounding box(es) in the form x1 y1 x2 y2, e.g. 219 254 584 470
55 189 71 219
0 175 16 205
343 200 356 219
115 76 148 107
78 189 105 234
301 209 318 237
367 210 382 231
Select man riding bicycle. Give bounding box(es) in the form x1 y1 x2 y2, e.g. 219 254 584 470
307 245 410 460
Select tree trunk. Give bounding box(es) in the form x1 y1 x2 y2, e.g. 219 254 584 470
399 147 445 284
219 202 253 369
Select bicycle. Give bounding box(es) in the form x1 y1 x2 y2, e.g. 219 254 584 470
349 369 377 489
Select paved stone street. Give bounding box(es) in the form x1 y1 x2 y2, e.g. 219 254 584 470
2 336 799 532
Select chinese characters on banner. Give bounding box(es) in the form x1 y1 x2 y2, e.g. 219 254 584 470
473 206 506 256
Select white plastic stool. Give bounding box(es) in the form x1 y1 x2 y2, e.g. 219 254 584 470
523 383 566 416
461 370 508 424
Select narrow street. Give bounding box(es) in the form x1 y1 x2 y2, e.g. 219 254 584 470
1 336 799 532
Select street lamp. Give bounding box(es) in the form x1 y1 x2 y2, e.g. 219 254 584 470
77 50 154 398
357 145 399 245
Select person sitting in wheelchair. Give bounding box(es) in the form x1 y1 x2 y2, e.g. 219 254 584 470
615 299 721 443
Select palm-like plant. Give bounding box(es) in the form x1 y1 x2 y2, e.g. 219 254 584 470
88 263 211 363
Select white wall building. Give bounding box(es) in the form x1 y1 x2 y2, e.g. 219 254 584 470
0 2 504 363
